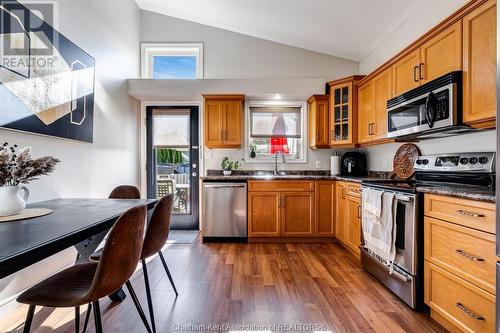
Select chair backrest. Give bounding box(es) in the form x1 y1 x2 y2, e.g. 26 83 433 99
141 194 174 259
85 205 146 301
109 185 140 199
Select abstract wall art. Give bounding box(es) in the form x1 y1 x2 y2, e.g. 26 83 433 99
0 0 95 143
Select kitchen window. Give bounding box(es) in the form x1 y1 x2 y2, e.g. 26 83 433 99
246 102 306 162
141 43 204 79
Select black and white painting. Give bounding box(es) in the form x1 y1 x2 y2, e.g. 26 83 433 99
0 0 95 143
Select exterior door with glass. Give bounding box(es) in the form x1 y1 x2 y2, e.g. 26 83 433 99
146 106 199 230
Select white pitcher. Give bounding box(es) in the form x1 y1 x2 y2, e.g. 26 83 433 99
0 186 30 217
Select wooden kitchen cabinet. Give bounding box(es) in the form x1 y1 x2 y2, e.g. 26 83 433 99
424 193 496 332
419 20 462 84
335 182 347 243
203 94 244 149
335 181 361 258
248 180 316 240
308 95 330 149
316 181 336 237
248 191 281 237
392 21 462 95
392 49 421 96
462 0 497 128
357 81 374 144
327 76 364 147
282 192 315 236
358 68 392 144
346 194 362 256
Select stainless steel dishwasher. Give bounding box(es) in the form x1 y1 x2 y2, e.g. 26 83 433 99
202 181 247 241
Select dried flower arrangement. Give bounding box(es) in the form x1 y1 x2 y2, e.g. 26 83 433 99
0 142 60 187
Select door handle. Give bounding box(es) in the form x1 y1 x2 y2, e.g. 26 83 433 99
419 63 424 80
413 65 418 82
455 249 485 262
456 210 485 218
456 303 484 321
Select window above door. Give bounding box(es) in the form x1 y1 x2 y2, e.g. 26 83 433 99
141 43 204 79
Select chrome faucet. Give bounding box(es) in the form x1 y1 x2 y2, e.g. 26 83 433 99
274 151 286 175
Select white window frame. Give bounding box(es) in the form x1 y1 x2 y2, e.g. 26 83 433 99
245 100 308 164
140 43 204 79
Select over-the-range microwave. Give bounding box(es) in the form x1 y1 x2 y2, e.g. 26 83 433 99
386 71 474 140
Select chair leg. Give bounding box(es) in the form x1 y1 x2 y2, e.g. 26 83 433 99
92 301 103 333
75 306 80 333
142 260 156 333
23 305 36 333
82 304 92 333
125 280 152 333
158 251 178 296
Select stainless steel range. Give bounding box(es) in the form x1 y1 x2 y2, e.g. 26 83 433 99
361 152 495 310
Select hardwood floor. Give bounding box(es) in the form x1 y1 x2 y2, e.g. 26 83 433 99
0 239 447 333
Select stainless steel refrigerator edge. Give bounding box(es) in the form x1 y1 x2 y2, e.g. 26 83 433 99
496 2 500 331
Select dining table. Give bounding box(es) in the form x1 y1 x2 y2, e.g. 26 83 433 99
0 198 158 301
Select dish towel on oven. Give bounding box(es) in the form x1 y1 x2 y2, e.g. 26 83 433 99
362 189 397 271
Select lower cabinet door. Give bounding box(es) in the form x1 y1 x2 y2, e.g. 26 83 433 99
335 182 347 243
346 196 362 255
315 181 336 236
282 192 315 236
248 192 280 236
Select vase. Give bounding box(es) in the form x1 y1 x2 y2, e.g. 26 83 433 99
0 186 30 217
223 170 232 176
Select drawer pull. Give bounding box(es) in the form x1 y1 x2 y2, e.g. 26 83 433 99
456 302 485 320
456 210 485 218
455 249 485 262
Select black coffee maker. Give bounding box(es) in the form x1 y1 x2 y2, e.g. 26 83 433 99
341 152 367 176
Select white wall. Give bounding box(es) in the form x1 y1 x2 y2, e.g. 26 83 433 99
358 0 495 171
141 10 358 80
137 10 359 173
0 0 141 310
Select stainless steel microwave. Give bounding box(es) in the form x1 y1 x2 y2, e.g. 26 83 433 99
386 71 472 139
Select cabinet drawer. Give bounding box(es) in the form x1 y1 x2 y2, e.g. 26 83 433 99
424 217 496 294
248 180 314 192
346 183 362 198
424 194 495 234
425 262 495 333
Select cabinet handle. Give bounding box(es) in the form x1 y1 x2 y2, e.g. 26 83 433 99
456 303 484 321
455 249 485 262
456 210 485 218
368 123 372 135
413 66 418 82
342 188 346 199
419 63 424 80
358 205 361 219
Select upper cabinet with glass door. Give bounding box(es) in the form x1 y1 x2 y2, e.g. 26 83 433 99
327 76 364 147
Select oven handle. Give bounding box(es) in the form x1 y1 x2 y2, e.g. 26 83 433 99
361 247 412 282
395 195 414 202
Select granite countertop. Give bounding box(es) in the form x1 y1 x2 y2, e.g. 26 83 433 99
200 170 391 183
201 170 496 203
416 184 495 203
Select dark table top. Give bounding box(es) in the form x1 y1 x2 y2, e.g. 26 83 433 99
0 198 157 279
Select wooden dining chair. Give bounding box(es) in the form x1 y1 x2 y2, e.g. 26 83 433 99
88 194 177 333
16 205 151 333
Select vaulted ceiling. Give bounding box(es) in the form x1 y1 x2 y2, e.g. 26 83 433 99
134 0 446 61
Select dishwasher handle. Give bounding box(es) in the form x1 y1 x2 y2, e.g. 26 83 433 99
204 184 246 189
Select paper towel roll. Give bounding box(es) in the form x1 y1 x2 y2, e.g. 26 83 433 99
331 156 341 175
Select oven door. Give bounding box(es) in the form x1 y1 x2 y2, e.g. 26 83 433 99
387 84 455 138
393 193 418 275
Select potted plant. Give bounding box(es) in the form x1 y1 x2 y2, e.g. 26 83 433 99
221 157 241 176
0 143 60 216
